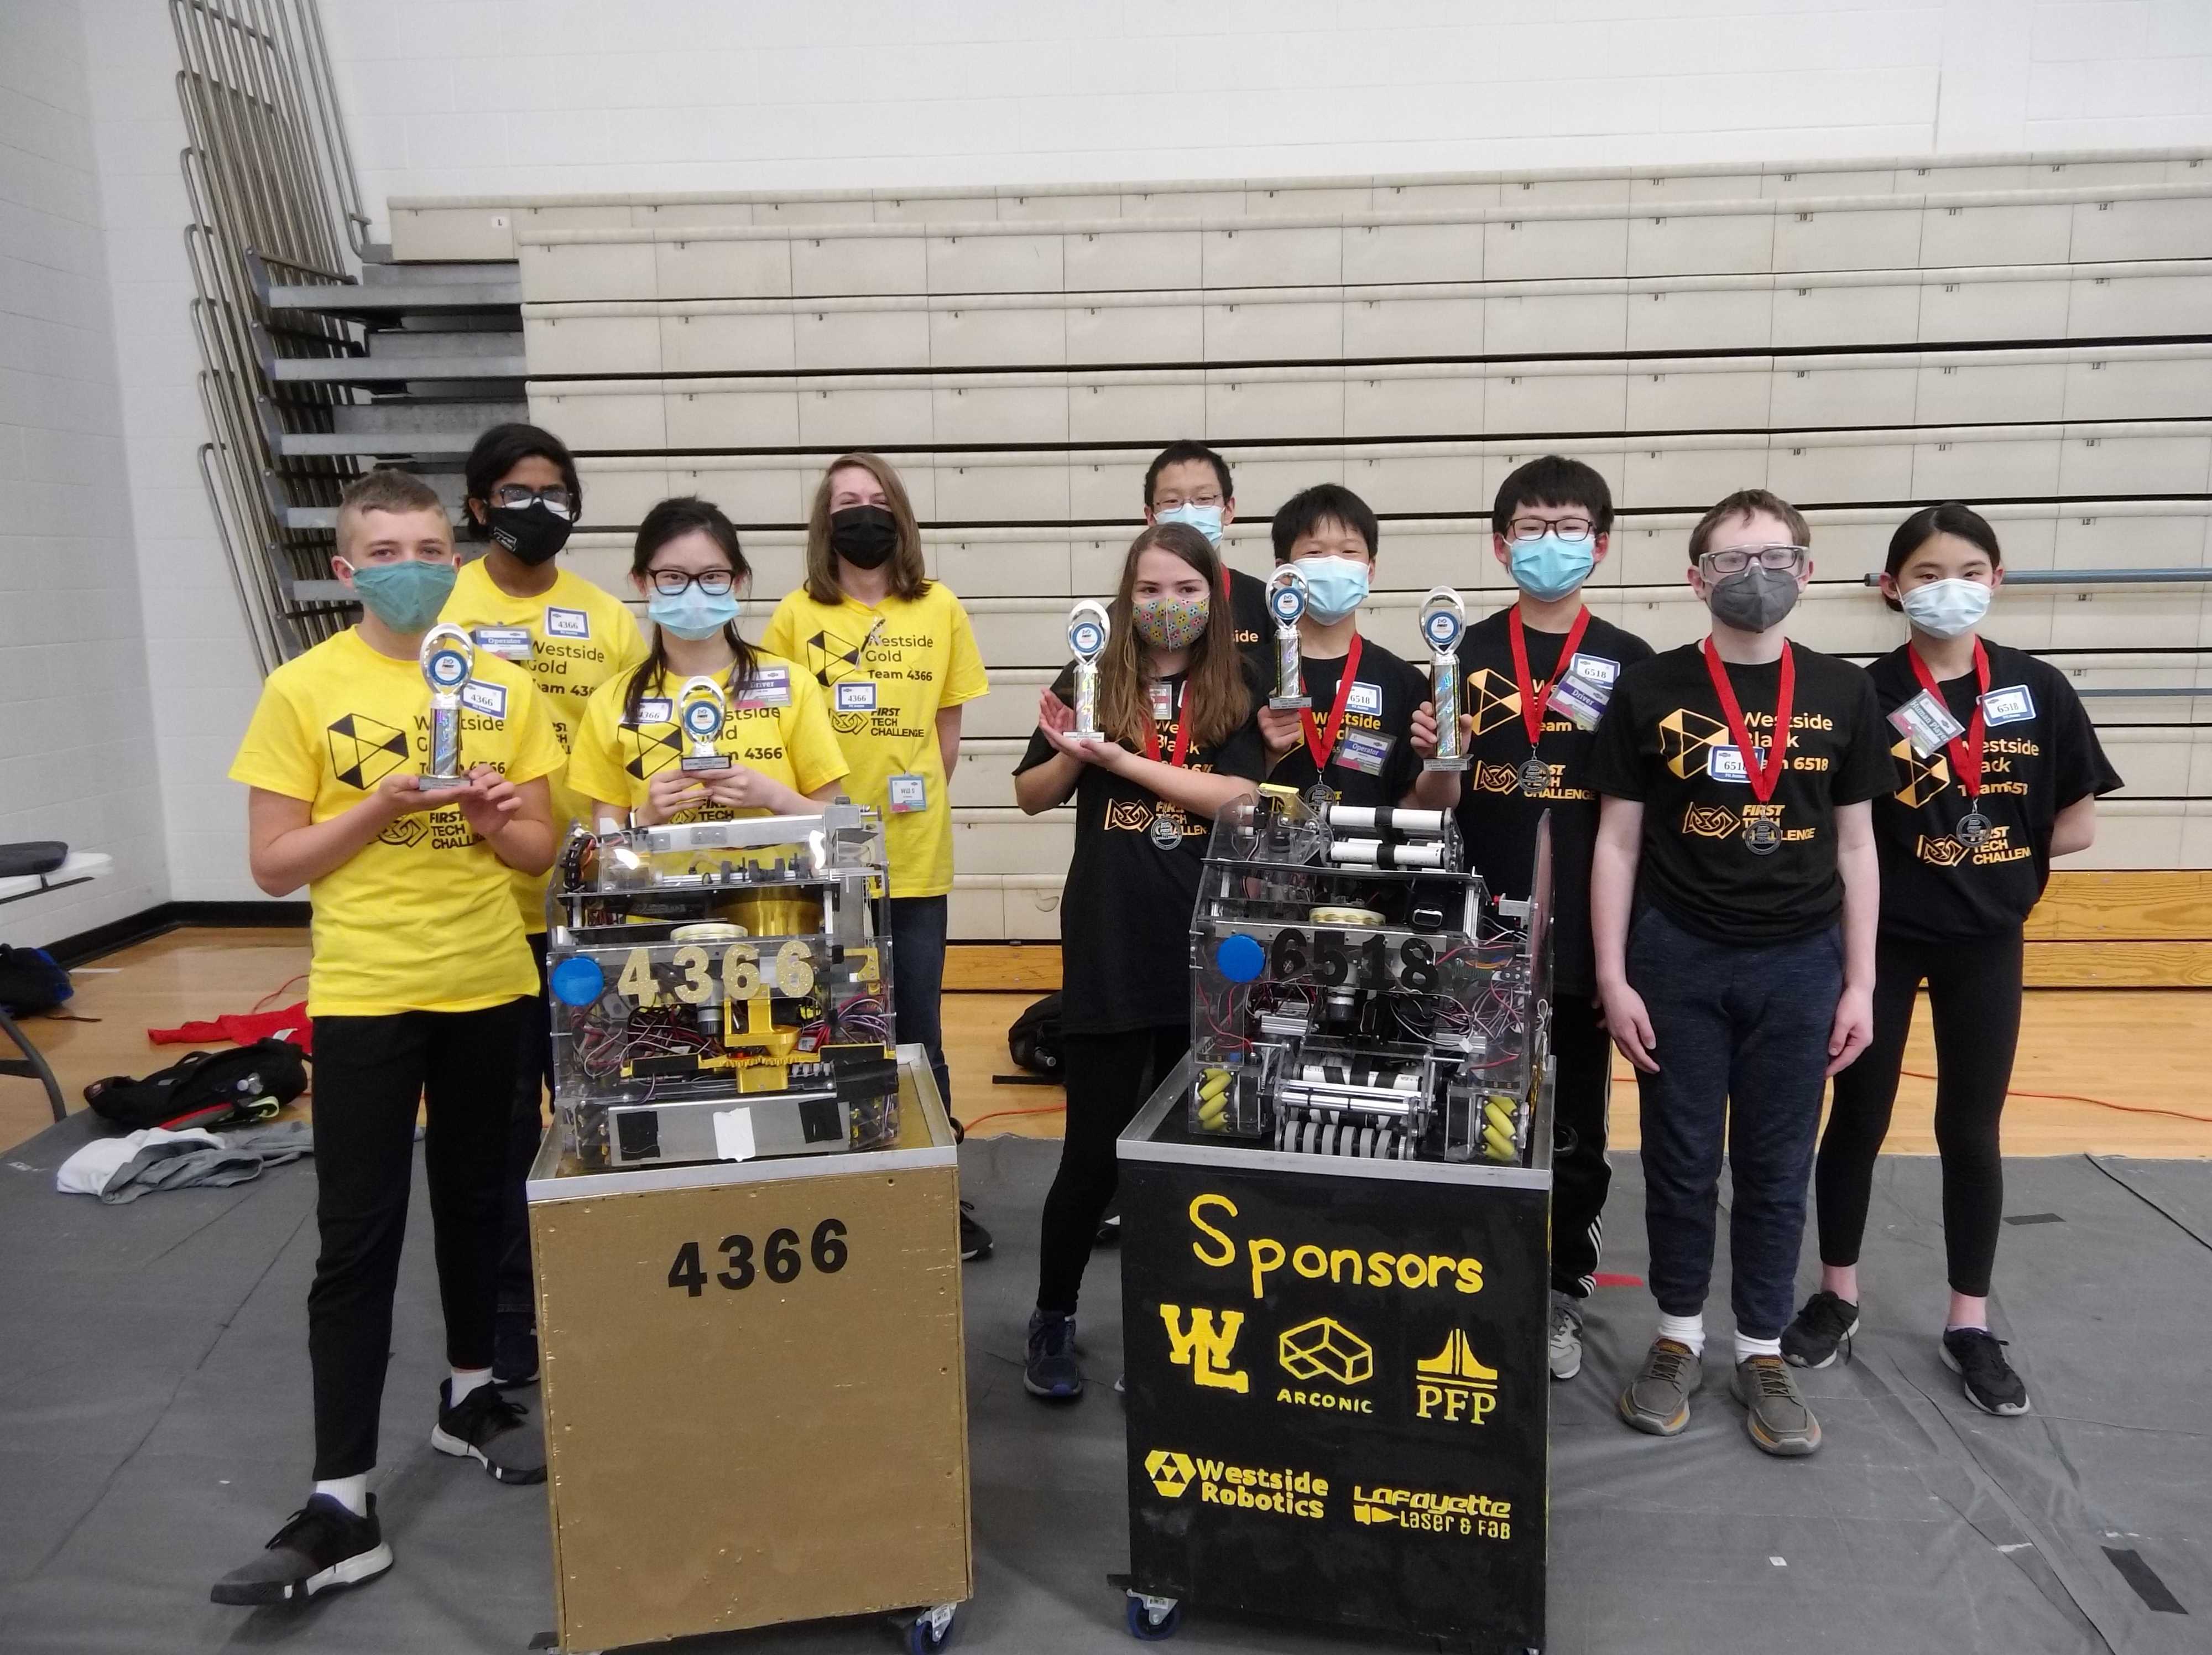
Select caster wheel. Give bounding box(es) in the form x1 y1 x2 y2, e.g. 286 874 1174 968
904 1604 957 1653
1126 1596 1180 1641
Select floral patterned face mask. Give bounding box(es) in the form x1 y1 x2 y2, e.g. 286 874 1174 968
1131 594 1209 650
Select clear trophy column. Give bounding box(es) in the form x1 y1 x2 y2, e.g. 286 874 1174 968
1067 599 1109 740
1266 565 1311 711
1419 588 1469 772
419 623 474 789
677 675 732 773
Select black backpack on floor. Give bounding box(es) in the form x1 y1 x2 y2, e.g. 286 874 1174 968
84 1039 309 1133
1006 993 1063 1078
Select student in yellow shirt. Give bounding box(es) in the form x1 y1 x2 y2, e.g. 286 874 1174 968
442 421 646 1388
762 455 988 1220
568 496 848 828
215 470 565 1609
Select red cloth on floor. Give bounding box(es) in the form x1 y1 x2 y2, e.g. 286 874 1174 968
148 1002 313 1054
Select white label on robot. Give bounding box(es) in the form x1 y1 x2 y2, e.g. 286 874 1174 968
711 1106 758 1163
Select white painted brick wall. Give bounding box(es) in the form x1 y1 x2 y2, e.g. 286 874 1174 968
0 0 173 948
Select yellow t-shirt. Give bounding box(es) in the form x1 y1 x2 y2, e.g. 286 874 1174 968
567 654 848 825
761 582 988 899
228 628 566 1018
439 558 647 929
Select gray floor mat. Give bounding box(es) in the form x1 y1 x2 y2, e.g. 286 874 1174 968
0 1115 2203 1654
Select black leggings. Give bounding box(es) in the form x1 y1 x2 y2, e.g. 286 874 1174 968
309 999 530 1479
1550 995 1615 1299
1814 928 2023 1298
1036 1025 1187 1316
497 933 552 1319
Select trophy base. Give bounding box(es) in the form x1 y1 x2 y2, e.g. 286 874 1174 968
1268 695 1312 711
1423 756 1471 773
680 755 734 773
417 772 470 791
1070 726 1105 743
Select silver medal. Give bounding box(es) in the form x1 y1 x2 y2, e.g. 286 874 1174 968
1743 816 1781 856
1149 811 1185 850
1303 782 1336 814
1517 756 1552 797
1954 810 1991 849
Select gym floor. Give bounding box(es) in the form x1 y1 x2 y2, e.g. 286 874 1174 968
7 927 2209 1159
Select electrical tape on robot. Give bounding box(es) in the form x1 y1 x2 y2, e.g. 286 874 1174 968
1327 805 1448 837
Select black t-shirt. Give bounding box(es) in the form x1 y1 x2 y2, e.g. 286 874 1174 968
1587 641 1898 946
1225 565 1270 667
1265 634 1428 809
1017 665 1267 1036
1452 608 1655 994
1865 639 2122 943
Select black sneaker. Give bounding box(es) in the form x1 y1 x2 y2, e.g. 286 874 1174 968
1024 1309 1082 1401
431 1380 546 1483
1942 1328 2031 1416
210 1493 392 1606
1782 1290 1860 1369
493 1310 539 1387
959 1201 993 1262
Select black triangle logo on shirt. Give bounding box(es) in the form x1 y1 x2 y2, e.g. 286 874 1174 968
327 713 410 791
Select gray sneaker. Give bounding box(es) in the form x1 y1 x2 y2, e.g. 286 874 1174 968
1547 1290 1584 1381
1733 1355 1823 1456
1618 1337 1703 1435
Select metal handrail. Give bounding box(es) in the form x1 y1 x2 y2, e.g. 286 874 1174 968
1859 569 2212 586
295 0 374 257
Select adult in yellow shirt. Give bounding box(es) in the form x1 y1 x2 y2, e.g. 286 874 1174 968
215 470 563 1609
569 496 849 828
441 421 645 1388
762 454 988 1198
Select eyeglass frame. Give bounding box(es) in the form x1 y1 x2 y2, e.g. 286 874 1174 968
1150 487 1226 510
1698 543 1809 576
1504 514 1597 543
488 483 576 517
646 567 739 597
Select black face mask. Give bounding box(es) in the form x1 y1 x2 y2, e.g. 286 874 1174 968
486 501 574 567
830 504 899 571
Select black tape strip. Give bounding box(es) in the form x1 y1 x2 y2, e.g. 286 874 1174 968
2003 1212 2066 1226
2102 1548 2188 1615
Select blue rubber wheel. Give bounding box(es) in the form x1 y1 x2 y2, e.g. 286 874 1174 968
1125 1597 1180 1640
904 1607 954 1653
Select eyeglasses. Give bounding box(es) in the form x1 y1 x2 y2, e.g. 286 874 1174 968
1506 516 1595 543
647 568 737 596
1153 491 1224 511
491 484 575 517
1700 543 1808 576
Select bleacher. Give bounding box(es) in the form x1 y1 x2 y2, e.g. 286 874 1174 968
403 149 2212 944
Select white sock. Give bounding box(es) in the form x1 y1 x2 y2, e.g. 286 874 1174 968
1735 1332 1783 1363
448 1366 493 1407
311 1475 368 1517
1655 1311 1706 1357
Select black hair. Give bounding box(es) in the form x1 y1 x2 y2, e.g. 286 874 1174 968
463 422 583 540
1881 502 2002 611
1142 441 1234 511
1271 483 1379 563
622 496 759 725
1491 455 1614 538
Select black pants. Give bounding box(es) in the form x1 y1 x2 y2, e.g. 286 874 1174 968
1815 928 2023 1298
309 999 531 1479
890 895 951 1109
1550 993 1614 1300
1036 1025 1187 1316
496 934 552 1319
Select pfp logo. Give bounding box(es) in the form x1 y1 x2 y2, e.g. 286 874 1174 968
1160 1304 1249 1393
1415 1328 1500 1424
1145 1450 1197 1498
1278 1317 1373 1386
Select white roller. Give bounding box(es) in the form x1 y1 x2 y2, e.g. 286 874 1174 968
1328 838 1448 869
1327 806 1449 836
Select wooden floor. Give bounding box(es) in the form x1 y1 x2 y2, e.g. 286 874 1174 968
6 928 2209 1158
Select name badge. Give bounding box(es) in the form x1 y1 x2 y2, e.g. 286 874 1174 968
1568 653 1618 686
1344 680 1382 715
1548 673 1609 732
1981 685 2036 727
1333 730 1392 776
735 665 792 709
635 698 673 726
460 679 508 719
1708 743 1749 783
471 626 533 662
1888 689 1966 758
836 680 878 714
545 606 589 639
1149 681 1175 722
887 773 927 813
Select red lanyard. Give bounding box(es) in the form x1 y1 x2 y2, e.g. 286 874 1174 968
1218 565 1232 605
1509 607 1589 753
1907 638 1990 803
1141 679 1194 768
1300 633 1364 770
1701 638 1794 803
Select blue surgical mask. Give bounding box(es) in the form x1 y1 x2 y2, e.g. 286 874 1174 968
345 558 456 633
1508 533 1596 602
1294 555 1370 624
1898 577 1991 641
649 584 740 641
1155 502 1224 547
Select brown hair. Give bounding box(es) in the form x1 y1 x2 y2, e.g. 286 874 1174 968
1688 488 1809 564
802 451 930 605
336 467 449 554
1098 522 1250 753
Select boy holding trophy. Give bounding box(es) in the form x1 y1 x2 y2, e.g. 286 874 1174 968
215 470 565 1606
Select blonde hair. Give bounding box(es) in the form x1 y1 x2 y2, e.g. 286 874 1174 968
803 451 930 604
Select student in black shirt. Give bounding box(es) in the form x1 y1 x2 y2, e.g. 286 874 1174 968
1413 457 1655 1387
1588 488 1895 1459
1787 503 2120 1415
1256 483 1457 811
1143 440 1272 663
1014 521 1265 1402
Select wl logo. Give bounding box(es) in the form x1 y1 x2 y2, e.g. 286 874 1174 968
1415 1328 1500 1424
1160 1304 1249 1393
